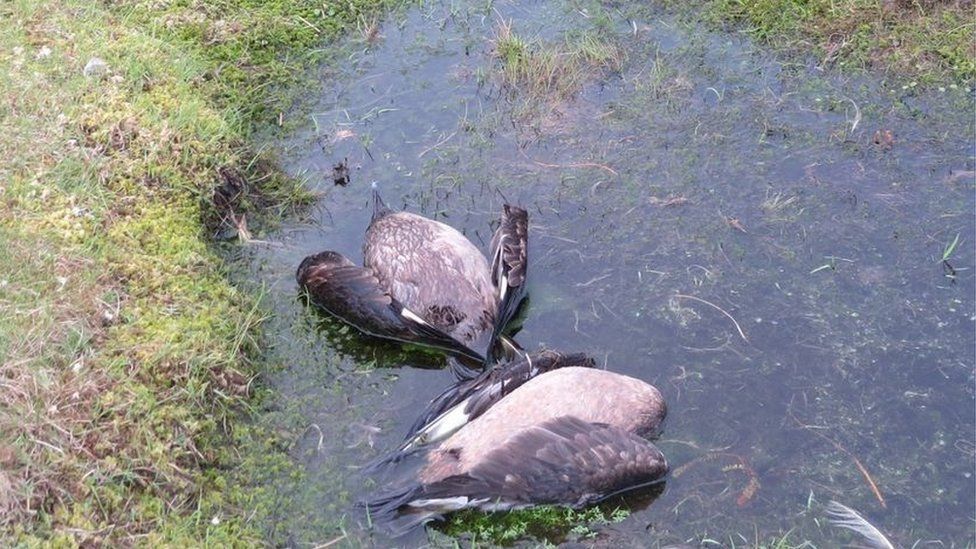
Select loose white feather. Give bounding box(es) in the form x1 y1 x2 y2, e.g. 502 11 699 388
826 500 895 549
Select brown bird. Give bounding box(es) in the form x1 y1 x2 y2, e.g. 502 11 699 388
367 350 597 469
296 187 527 365
365 367 668 534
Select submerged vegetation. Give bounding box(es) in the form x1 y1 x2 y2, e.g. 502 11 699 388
440 504 632 545
0 0 390 543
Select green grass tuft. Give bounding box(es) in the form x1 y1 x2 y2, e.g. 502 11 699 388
697 0 975 83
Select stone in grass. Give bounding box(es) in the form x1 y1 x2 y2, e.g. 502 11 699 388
83 57 109 77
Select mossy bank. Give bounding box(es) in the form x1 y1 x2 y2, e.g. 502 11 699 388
0 0 389 544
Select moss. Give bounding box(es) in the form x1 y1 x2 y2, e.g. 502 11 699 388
0 0 392 544
441 504 630 545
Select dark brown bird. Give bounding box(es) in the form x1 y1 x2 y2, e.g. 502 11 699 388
296 187 527 365
365 367 668 533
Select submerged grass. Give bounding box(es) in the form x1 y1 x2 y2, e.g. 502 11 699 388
0 0 390 543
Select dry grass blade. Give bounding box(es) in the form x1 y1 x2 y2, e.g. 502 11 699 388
791 412 887 508
673 294 749 343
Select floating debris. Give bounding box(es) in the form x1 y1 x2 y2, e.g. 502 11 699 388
333 158 350 186
872 128 894 150
649 195 690 207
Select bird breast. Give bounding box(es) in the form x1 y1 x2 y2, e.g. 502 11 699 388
419 367 666 483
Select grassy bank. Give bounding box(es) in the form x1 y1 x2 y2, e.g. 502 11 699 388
0 0 388 544
690 0 974 82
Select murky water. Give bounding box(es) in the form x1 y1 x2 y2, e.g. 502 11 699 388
235 1 975 546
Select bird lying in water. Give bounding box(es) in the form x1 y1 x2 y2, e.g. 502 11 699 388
296 188 528 365
365 367 668 534
367 350 596 470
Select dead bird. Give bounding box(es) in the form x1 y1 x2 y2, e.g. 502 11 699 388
364 367 668 534
297 186 527 365
367 350 596 470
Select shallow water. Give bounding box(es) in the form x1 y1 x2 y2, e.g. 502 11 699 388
236 1 975 546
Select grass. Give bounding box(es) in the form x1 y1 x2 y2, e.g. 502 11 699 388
760 191 804 223
693 0 974 83
0 0 391 543
632 51 695 109
491 19 623 123
940 232 961 262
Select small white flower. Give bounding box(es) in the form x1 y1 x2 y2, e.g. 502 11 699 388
211 515 220 525
36 46 52 59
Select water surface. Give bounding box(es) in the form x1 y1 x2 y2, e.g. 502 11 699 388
237 1 975 546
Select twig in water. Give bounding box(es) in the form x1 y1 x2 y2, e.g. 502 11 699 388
577 273 612 287
844 97 861 135
673 293 749 343
790 411 887 508
312 533 349 549
418 130 458 158
523 151 618 176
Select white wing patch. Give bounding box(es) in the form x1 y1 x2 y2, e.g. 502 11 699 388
400 307 432 327
409 397 475 449
408 496 470 511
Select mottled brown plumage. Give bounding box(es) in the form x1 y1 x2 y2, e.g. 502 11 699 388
488 204 529 353
423 416 668 506
365 368 669 533
296 251 483 362
420 367 666 481
364 211 498 347
296 189 528 364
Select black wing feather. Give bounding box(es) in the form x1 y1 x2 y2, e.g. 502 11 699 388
409 351 594 441
488 205 528 360
365 352 596 472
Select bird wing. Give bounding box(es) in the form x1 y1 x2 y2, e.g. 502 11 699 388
418 415 668 508
365 352 596 471
296 251 484 363
487 204 528 360
413 353 595 447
